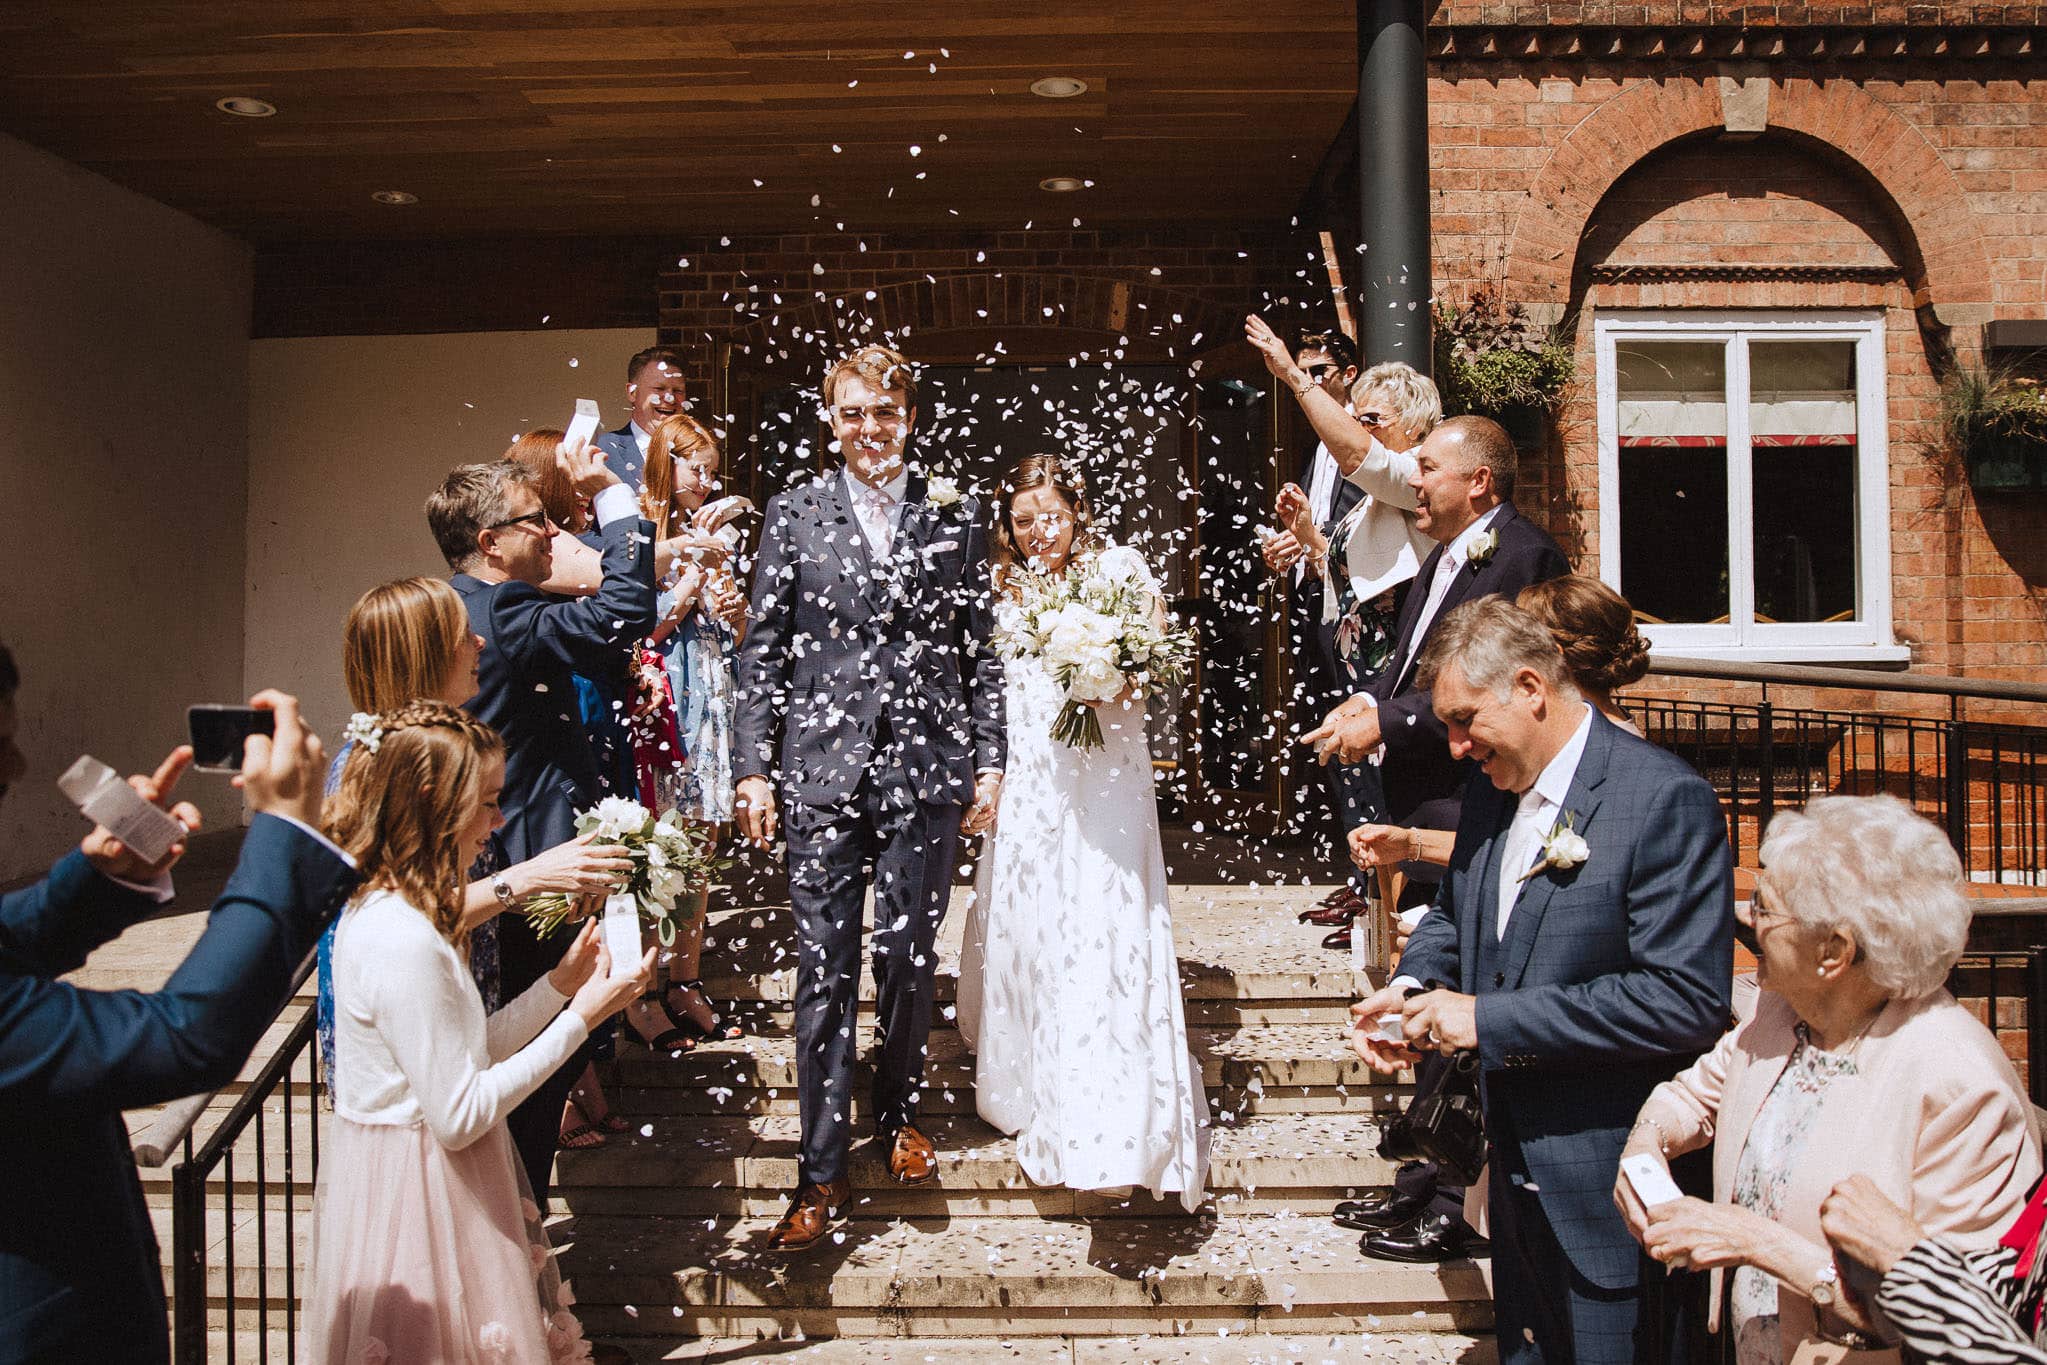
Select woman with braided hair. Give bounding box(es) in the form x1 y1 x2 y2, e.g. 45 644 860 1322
303 701 654 1364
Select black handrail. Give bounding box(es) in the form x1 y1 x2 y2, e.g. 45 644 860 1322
1650 653 2047 704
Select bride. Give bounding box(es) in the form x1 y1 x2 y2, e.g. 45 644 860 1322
957 454 1210 1211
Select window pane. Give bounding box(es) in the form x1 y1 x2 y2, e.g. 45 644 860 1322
1616 341 1730 624
1749 340 1858 623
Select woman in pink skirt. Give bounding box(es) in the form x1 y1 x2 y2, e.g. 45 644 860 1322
303 701 652 1363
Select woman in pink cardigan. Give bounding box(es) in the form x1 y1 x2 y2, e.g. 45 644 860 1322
1614 794 2041 1364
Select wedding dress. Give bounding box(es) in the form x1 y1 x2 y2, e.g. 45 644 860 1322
957 563 1210 1211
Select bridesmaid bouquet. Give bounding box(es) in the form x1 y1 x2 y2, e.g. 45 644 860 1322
523 796 722 945
1009 545 1194 750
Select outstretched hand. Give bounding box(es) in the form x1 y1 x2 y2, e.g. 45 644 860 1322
1245 314 1296 381
82 746 203 882
557 430 621 500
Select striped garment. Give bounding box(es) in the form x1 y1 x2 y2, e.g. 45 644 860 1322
1878 1238 2047 1363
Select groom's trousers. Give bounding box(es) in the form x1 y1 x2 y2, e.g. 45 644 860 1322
784 778 961 1187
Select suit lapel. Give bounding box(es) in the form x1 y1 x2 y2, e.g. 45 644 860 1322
815 469 875 576
1501 712 1614 987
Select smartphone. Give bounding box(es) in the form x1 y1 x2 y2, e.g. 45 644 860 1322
187 705 274 772
563 398 602 454
1620 1153 1685 1208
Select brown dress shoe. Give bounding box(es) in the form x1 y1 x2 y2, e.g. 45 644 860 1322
765 1178 849 1252
885 1123 939 1185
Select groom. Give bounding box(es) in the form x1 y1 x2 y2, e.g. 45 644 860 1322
735 343 1006 1252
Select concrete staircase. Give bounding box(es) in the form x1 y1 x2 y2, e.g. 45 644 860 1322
553 880 1497 1360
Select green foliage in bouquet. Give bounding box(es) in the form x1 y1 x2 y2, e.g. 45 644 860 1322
524 797 727 944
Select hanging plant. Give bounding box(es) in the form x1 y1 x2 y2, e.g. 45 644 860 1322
1940 364 2047 491
1432 283 1576 421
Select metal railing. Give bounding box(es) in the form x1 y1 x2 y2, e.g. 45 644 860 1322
1641 655 2047 883
135 956 321 1364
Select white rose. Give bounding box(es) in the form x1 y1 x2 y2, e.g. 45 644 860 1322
1066 652 1127 703
1548 828 1590 869
925 475 961 507
1092 544 1150 585
1042 605 1120 662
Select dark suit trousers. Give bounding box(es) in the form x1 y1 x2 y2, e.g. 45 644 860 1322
784 780 961 1186
1286 577 1379 887
1488 1110 1647 1365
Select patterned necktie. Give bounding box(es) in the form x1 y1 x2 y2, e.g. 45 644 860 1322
857 484 899 559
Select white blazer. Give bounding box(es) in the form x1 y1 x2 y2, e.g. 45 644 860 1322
1321 436 1433 622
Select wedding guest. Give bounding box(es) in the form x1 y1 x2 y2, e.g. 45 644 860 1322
304 700 652 1363
957 455 1210 1211
1822 1172 2047 1361
1619 793 2039 1364
626 411 749 1052
509 426 707 602
428 449 655 1203
1 680 355 1363
596 344 692 492
319 578 633 1143
1515 576 1649 737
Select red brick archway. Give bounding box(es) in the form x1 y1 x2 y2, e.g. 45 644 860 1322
1502 75 1993 317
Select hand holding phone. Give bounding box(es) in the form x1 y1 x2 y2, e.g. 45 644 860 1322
1621 1153 1685 1209
188 705 275 772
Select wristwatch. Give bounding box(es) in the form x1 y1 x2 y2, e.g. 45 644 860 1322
1808 1262 1839 1309
491 874 518 912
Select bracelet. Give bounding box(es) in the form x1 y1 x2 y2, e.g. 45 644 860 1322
1405 827 1421 862
1291 372 1319 397
1628 1116 1676 1155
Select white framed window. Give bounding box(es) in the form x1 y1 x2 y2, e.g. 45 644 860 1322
1594 309 1904 662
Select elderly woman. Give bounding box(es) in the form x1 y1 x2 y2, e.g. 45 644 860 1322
1617 794 2040 1364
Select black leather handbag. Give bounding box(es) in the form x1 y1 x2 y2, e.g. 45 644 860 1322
1404 1049 1489 1186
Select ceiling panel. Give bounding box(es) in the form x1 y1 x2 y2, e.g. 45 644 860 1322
0 2 1356 240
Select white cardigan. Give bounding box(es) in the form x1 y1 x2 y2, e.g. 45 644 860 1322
1321 435 1434 622
331 888 588 1149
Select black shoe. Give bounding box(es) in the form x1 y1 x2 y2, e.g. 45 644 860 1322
1332 1188 1426 1231
1360 1209 1472 1263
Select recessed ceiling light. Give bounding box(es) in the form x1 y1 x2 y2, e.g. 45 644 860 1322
1038 176 1086 192
371 190 419 206
1030 76 1088 99
215 96 277 118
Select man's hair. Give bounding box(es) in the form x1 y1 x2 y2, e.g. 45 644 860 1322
1296 328 1359 372
0 642 16 700
1434 414 1518 499
425 461 534 573
1352 361 1442 439
822 343 919 410
1416 596 1576 698
626 346 689 385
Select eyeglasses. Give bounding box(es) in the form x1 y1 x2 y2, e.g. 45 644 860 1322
833 403 909 427
488 509 554 534
1012 512 1074 534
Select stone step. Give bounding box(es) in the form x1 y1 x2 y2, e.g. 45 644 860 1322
615 1335 1500 1362
557 1211 1493 1341
556 1111 1403 1219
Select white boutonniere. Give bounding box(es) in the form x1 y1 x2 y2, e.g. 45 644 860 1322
1466 528 1499 566
925 475 962 508
1518 812 1590 882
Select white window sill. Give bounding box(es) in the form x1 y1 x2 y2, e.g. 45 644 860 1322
1645 644 1914 667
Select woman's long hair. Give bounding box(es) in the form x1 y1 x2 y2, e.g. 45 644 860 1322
503 427 580 531
989 454 1102 591
642 413 722 539
324 700 503 944
341 577 469 714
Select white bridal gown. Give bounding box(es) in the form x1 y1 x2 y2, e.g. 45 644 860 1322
957 587 1210 1212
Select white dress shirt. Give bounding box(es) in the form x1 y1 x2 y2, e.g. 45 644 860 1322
630 421 652 457
844 465 910 560
1296 442 1340 586
1393 503 1508 690
1495 705 1595 940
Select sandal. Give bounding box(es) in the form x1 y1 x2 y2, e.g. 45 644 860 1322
558 1119 606 1150
567 1089 631 1135
627 994 697 1053
662 979 746 1043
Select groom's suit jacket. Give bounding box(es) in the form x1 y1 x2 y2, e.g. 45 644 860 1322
1399 711 1734 1291
735 469 1005 809
1370 501 1568 828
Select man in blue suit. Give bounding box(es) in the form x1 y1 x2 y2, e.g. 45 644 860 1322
427 444 656 1201
0 678 358 1364
1353 597 1734 1363
594 344 692 493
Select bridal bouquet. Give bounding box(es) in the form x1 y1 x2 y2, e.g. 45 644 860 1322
523 796 723 945
1006 545 1195 750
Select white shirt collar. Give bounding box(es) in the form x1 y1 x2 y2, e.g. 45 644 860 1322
1525 704 1596 814
844 463 910 504
629 421 652 454
1444 503 1506 565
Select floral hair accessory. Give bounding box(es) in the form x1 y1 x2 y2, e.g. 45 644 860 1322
343 712 385 754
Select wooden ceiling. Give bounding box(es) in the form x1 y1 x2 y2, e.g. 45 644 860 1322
0 3 1359 242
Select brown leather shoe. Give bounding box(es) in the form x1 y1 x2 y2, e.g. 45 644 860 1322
885 1123 939 1185
765 1178 849 1252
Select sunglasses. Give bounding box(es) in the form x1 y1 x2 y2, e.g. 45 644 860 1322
487 510 553 534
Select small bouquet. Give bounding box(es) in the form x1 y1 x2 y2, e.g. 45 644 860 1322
524 796 724 946
1004 544 1195 750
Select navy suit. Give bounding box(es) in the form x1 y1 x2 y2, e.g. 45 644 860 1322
453 506 656 1198
1399 712 1734 1362
1371 502 1568 832
1286 449 1372 862
734 470 1004 1184
0 817 358 1363
595 425 643 494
